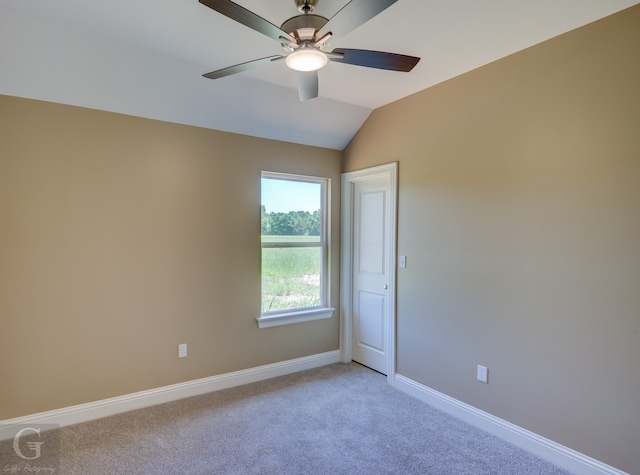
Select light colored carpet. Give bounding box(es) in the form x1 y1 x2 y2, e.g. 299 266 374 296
2 362 572 474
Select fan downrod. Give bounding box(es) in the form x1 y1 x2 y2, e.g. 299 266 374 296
295 0 318 14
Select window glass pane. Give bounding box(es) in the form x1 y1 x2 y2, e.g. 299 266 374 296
261 178 321 243
261 175 326 315
262 247 321 313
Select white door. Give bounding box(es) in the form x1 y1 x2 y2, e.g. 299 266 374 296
341 163 396 377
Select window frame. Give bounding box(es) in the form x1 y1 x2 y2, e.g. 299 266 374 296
257 171 335 329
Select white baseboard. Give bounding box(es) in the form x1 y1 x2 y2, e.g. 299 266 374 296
393 374 628 475
0 350 340 441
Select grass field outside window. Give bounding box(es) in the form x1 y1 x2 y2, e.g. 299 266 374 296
261 236 322 313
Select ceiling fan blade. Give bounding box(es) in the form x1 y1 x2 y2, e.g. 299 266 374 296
298 71 319 102
199 0 295 43
316 0 397 40
203 55 283 80
329 48 420 72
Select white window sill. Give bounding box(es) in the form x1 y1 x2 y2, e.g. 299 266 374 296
257 307 335 329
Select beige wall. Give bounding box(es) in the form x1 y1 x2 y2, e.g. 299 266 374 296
343 5 640 474
0 95 341 419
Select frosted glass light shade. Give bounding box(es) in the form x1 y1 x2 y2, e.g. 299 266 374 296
285 48 328 72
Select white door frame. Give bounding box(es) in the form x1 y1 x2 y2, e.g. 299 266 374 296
340 162 398 385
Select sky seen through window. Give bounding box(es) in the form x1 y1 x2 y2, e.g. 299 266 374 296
261 178 320 214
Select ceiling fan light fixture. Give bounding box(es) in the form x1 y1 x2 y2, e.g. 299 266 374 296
286 47 328 72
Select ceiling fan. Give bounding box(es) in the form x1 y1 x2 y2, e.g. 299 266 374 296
198 0 420 101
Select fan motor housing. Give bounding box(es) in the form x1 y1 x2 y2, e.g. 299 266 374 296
281 14 328 40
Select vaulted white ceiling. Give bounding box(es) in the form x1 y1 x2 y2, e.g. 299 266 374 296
1 0 637 149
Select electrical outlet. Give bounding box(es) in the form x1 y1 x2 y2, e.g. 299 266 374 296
477 365 488 383
178 343 187 358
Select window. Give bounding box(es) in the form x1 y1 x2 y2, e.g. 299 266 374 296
257 172 334 328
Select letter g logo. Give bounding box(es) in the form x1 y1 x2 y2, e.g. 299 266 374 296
13 427 44 460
